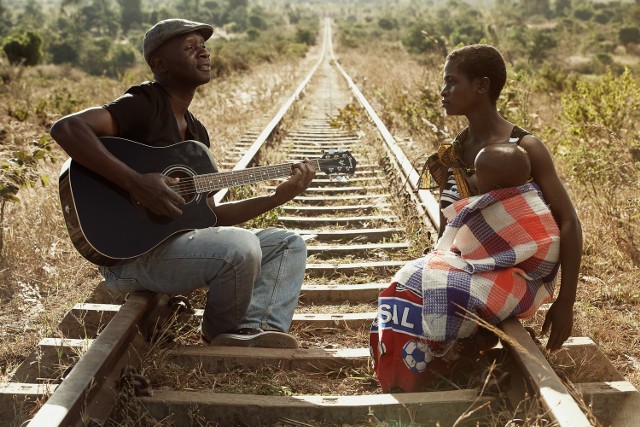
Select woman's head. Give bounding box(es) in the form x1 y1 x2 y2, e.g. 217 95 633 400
445 44 506 103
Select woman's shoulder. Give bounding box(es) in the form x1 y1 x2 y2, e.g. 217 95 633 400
517 134 558 178
518 132 546 150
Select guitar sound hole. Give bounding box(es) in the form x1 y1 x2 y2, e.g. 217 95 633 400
166 170 197 204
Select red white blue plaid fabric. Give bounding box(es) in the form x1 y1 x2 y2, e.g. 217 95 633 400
369 263 466 392
422 183 560 342
369 183 560 392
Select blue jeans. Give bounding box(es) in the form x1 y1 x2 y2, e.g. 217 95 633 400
99 227 306 339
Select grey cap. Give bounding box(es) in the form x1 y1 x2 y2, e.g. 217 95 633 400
143 18 214 64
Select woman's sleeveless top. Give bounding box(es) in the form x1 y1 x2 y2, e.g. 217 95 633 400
440 126 530 209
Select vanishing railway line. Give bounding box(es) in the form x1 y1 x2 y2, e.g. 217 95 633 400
3 19 639 427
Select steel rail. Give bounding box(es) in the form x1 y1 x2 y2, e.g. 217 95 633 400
26 292 162 426
327 20 441 231
212 16 327 206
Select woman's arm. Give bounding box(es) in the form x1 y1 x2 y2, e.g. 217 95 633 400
520 135 583 351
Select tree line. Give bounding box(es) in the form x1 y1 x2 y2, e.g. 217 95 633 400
0 0 319 77
336 0 640 77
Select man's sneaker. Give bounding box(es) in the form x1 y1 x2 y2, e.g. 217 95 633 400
210 328 299 349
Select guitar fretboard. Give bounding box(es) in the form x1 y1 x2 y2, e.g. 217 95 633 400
193 159 322 193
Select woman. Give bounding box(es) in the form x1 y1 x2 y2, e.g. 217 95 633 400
369 44 582 392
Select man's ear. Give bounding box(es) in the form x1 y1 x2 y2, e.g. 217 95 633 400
149 55 167 74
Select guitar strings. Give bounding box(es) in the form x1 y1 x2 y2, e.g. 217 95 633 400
167 164 296 196
164 157 351 197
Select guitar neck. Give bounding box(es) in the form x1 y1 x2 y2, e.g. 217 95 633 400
193 158 321 193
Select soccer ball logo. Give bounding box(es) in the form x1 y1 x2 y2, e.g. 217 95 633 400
401 340 433 373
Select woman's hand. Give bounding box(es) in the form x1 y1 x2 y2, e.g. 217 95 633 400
541 298 574 351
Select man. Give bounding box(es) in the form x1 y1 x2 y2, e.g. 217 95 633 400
50 19 316 348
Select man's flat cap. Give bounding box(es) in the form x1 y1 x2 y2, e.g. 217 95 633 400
143 18 214 64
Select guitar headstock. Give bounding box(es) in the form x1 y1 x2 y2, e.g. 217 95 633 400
318 149 357 176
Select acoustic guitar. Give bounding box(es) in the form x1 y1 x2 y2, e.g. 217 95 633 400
59 137 356 266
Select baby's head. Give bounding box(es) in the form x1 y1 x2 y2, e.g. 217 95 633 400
474 144 531 194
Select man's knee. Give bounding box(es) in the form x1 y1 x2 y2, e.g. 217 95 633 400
219 227 262 266
285 232 307 255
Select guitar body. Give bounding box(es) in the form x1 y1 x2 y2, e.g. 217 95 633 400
59 137 218 266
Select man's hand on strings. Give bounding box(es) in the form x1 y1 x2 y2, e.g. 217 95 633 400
130 173 185 218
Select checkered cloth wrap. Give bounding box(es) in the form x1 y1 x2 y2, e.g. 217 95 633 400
369 258 468 392
422 183 561 342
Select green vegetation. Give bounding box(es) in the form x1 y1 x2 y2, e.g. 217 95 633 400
2 31 43 66
560 67 640 263
333 0 640 75
0 135 55 252
0 0 319 77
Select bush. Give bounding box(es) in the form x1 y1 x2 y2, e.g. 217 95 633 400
401 23 446 56
109 43 136 77
594 10 614 24
595 52 613 66
562 67 640 133
285 43 307 57
498 70 537 132
49 40 79 65
559 68 640 261
619 27 640 45
378 18 397 31
573 8 594 21
210 54 231 78
295 27 316 46
533 63 574 92
79 37 112 76
527 30 557 64
337 23 370 50
449 24 485 46
0 135 56 252
2 31 43 66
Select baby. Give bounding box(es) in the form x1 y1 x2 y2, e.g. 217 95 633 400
473 143 531 194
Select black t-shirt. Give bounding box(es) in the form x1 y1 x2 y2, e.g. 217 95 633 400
104 81 211 149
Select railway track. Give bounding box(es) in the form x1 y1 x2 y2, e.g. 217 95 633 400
3 19 640 427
